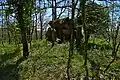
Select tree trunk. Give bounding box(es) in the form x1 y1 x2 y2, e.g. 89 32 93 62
21 31 29 58
67 1 70 17
52 0 57 20
8 31 11 44
76 27 83 49
27 26 31 43
54 0 57 19
6 10 11 44
51 0 57 47
40 13 43 40
66 0 75 80
18 0 29 58
81 0 89 79
35 12 38 40
1 2 5 47
39 0 43 40
30 0 34 48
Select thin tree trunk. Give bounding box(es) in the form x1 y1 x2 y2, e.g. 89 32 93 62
8 31 11 44
35 12 38 40
30 0 34 48
66 0 75 80
52 0 57 20
81 0 89 79
27 26 31 42
6 11 11 44
52 0 54 20
54 0 57 19
39 0 43 40
40 13 43 40
51 0 57 47
30 15 35 48
67 1 69 17
14 20 17 45
1 3 5 47
66 49 71 80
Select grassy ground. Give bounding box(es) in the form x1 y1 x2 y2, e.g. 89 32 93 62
0 38 120 80
0 39 84 80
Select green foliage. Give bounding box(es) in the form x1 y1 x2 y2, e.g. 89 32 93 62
0 38 120 79
88 38 112 50
6 0 35 29
0 0 119 79
7 22 21 44
77 1 109 35
0 43 22 80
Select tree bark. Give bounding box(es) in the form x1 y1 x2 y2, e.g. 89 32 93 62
30 0 34 48
40 13 43 40
66 0 75 80
81 0 89 79
52 0 57 20
18 0 29 58
6 11 11 44
21 30 29 58
8 31 11 44
39 0 43 40
67 1 70 17
54 0 57 19
1 2 5 47
35 9 38 40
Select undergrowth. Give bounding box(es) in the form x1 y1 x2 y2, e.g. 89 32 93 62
0 38 120 80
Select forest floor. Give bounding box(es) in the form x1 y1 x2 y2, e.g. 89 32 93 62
0 38 120 80
0 39 84 80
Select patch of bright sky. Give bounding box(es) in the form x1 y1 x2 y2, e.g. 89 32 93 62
39 0 72 21
0 0 6 3
45 0 105 21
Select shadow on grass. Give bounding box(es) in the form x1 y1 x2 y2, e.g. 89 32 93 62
0 49 26 80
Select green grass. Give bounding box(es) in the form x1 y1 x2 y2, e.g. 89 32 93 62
0 38 120 80
0 39 79 80
0 43 22 80
88 38 112 50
